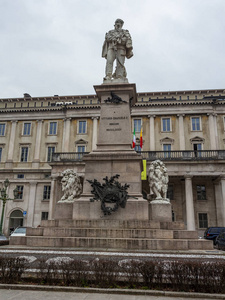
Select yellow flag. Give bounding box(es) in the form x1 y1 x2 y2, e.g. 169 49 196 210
141 159 147 180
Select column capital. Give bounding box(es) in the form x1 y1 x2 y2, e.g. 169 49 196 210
207 112 217 117
177 114 185 117
51 175 59 181
148 115 155 118
220 174 225 181
36 119 44 123
11 120 18 124
91 116 99 120
29 181 38 186
184 174 193 179
63 117 72 122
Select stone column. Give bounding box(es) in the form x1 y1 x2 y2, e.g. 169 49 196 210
48 175 58 220
7 121 17 162
220 176 225 226
62 118 71 152
208 113 217 150
214 179 224 226
214 114 219 149
178 114 185 150
26 182 37 227
148 115 155 151
32 120 43 168
92 117 99 151
185 175 195 230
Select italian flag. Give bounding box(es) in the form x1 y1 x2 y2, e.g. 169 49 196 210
132 128 136 148
140 128 143 149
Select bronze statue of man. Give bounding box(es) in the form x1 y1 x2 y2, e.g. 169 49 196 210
102 19 133 82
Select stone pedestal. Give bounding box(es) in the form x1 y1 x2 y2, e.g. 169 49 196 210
73 83 149 220
149 200 172 222
54 203 73 219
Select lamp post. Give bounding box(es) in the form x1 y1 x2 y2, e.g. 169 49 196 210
0 179 18 236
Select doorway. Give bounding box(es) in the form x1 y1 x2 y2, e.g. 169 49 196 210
9 210 23 234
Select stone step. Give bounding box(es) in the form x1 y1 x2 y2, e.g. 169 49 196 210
23 236 213 250
40 219 185 230
27 227 198 240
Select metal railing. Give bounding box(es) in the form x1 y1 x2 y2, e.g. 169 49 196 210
138 150 225 161
51 150 225 162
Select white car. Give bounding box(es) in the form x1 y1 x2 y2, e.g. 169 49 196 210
10 227 26 237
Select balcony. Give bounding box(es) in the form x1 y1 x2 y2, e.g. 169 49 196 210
51 150 225 162
138 150 225 161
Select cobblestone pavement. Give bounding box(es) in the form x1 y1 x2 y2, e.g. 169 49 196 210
0 289 220 300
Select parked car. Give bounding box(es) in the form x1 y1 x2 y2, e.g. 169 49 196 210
204 227 225 245
215 232 225 250
0 234 8 241
10 227 26 237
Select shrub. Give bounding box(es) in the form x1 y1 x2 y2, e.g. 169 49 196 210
0 256 28 283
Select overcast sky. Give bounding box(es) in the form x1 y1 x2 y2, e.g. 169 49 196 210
0 0 225 98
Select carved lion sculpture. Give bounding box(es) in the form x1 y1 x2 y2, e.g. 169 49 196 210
58 169 82 203
148 160 169 202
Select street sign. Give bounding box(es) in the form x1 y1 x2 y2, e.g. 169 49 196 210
23 211 27 217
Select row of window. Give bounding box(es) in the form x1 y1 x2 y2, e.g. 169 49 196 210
0 145 86 162
0 116 220 137
0 120 87 137
134 142 203 154
14 185 51 200
167 185 206 201
134 117 202 133
13 184 206 202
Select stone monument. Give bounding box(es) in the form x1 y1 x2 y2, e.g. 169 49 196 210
148 160 172 222
10 20 214 251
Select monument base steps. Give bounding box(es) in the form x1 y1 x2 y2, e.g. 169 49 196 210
10 219 213 250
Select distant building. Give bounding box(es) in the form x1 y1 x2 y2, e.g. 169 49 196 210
0 88 225 235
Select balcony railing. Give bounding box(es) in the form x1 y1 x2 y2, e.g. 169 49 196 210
51 150 225 162
52 152 89 162
138 150 225 161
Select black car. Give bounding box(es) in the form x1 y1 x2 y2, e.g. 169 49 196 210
204 227 225 245
215 232 225 250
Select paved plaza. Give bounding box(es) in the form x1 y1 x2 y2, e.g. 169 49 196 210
0 288 223 300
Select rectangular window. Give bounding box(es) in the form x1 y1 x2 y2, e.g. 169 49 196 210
17 174 24 179
43 186 51 200
0 147 2 161
163 144 171 158
41 212 49 220
197 185 206 200
198 213 208 228
134 119 141 133
78 121 87 134
167 184 174 200
16 185 24 200
49 122 57 135
162 118 171 132
193 143 202 157
23 123 31 135
21 147 28 162
191 117 200 131
0 124 6 136
47 146 55 162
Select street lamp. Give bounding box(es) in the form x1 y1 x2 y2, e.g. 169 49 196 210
0 179 19 236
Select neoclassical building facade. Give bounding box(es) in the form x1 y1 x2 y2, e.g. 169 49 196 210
0 88 225 235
